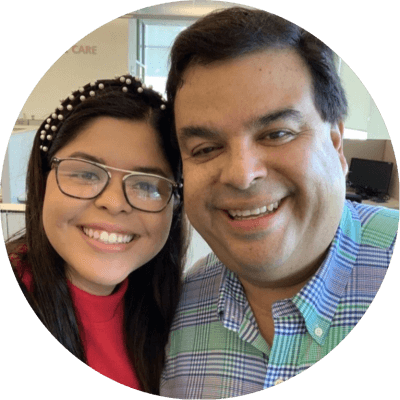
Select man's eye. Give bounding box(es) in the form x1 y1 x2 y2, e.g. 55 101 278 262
192 145 221 157
269 130 291 139
262 130 295 143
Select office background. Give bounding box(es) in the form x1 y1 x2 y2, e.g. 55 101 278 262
2 1 398 268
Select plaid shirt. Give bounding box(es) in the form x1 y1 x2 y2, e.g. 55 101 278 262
161 201 398 398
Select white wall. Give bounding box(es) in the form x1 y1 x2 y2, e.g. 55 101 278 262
17 2 242 121
136 1 244 18
20 18 130 120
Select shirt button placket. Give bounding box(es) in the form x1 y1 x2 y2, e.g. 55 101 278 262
315 327 323 337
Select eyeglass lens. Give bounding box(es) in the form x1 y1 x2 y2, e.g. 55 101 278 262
56 159 173 212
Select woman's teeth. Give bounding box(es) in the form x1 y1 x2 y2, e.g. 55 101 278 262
228 201 280 219
82 227 134 244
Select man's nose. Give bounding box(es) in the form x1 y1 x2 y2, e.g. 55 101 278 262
219 143 267 190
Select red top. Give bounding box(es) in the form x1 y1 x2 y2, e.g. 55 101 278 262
9 245 141 390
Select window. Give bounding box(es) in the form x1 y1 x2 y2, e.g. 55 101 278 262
344 128 367 140
137 19 192 95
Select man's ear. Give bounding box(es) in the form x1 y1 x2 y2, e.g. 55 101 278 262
331 121 348 176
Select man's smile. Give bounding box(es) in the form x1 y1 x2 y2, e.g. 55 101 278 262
227 200 281 220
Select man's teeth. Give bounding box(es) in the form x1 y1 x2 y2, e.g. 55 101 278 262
228 201 280 218
82 228 134 244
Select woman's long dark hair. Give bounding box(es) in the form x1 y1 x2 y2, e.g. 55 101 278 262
6 77 189 394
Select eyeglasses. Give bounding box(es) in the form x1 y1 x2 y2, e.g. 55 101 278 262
51 157 181 213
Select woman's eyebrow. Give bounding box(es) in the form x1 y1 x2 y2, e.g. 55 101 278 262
68 151 106 164
68 151 169 178
130 166 170 178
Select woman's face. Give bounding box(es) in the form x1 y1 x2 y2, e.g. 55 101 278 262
42 117 175 296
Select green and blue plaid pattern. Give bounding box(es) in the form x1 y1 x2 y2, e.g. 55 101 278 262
161 201 398 398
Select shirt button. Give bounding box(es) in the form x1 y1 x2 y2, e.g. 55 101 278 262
274 378 285 385
315 327 323 337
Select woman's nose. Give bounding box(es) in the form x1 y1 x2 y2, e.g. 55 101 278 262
94 176 132 214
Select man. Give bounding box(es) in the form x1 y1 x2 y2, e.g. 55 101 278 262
160 7 398 398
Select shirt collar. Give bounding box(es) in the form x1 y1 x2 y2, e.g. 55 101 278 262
291 202 361 344
217 201 361 346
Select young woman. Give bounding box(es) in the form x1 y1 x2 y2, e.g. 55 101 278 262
6 75 189 394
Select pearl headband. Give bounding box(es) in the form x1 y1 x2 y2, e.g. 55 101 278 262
38 75 167 153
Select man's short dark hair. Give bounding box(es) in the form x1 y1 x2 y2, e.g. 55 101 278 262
166 7 347 125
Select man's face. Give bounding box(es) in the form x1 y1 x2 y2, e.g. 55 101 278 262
174 49 348 288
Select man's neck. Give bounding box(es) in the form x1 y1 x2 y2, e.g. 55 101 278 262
239 276 312 347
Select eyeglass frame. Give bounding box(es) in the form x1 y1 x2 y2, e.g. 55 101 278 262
50 157 182 213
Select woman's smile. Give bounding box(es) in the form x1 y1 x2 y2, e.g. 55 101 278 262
42 117 175 296
81 227 136 245
79 226 139 254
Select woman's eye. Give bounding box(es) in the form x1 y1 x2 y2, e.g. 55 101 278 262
138 182 157 192
71 171 100 181
84 172 98 180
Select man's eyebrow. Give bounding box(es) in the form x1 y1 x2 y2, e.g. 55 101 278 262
178 126 222 142
177 108 304 142
246 108 304 129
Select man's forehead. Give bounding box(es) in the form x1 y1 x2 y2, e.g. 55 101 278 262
174 49 314 130
177 48 307 89
175 50 311 110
